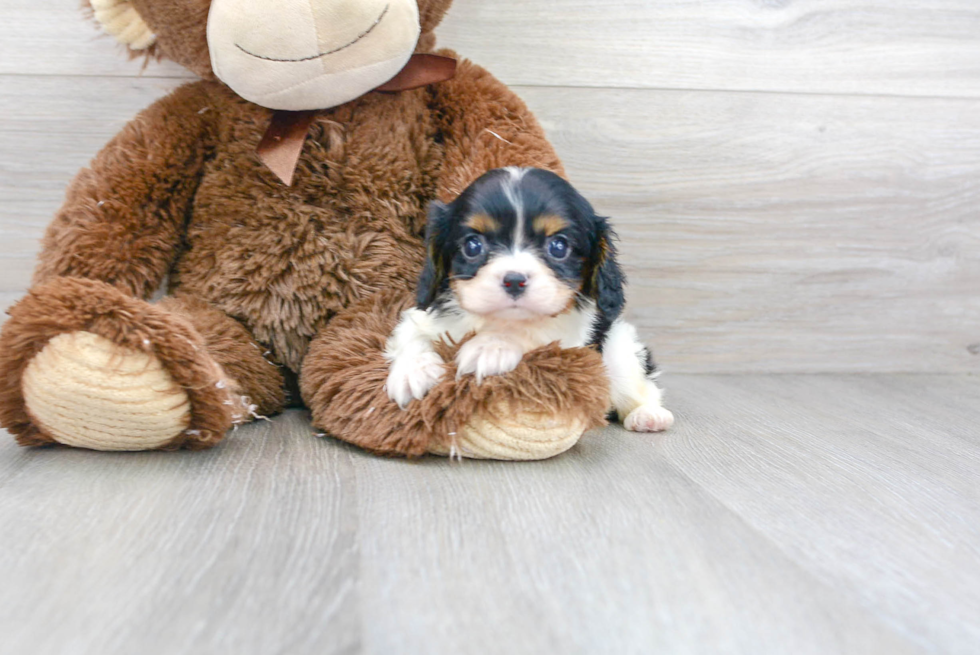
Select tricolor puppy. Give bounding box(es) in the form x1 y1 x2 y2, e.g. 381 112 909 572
385 167 674 432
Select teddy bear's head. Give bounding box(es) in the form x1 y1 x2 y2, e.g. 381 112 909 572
87 0 454 110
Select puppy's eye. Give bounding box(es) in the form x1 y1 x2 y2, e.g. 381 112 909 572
547 235 570 261
462 235 485 259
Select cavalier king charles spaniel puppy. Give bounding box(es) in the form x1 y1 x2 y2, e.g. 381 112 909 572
385 167 674 432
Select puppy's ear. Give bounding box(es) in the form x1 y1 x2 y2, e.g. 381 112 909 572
584 215 626 323
417 201 452 309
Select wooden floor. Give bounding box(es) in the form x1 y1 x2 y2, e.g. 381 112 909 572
1 374 977 654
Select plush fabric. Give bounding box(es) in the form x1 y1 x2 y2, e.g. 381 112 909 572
0 0 611 458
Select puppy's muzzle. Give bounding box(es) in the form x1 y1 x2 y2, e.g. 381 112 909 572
502 272 528 298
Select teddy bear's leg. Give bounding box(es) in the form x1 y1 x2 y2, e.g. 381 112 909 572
0 278 282 451
299 289 611 459
157 295 286 418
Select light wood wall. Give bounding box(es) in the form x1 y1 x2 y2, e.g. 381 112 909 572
2 0 978 373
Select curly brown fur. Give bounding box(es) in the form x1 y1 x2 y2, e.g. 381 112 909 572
167 82 441 371
161 294 286 416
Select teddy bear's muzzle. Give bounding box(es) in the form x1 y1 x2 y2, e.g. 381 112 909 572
207 0 422 111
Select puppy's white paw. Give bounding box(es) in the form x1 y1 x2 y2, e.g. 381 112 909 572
624 405 675 433
456 335 524 384
386 351 446 408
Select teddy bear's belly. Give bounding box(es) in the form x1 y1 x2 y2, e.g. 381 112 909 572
171 206 425 371
165 91 441 371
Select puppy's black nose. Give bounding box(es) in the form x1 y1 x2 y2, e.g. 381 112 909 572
502 272 528 298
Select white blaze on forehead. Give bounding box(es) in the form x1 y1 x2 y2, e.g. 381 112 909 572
490 249 544 276
501 167 529 249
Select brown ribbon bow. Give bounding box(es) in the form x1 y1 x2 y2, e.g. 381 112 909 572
257 54 457 186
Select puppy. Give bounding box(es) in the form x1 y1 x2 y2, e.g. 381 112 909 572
385 167 674 433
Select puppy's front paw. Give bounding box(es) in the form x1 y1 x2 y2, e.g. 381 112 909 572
456 335 524 384
624 405 675 433
386 351 446 409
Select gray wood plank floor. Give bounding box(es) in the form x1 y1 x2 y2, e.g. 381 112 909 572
2 374 977 655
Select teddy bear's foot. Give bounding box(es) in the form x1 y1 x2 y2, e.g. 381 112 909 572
0 278 278 450
426 399 589 460
22 331 192 451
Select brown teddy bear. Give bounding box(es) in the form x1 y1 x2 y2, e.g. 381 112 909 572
0 0 610 459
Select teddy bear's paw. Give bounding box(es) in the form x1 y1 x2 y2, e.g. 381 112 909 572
21 331 193 450
455 335 524 384
429 399 588 461
624 404 675 433
386 350 446 408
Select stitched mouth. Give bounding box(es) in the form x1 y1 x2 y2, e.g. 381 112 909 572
235 3 390 63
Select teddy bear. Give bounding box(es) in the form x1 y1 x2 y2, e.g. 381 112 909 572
0 0 611 460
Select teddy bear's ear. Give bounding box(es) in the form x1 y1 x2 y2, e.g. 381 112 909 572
89 0 157 51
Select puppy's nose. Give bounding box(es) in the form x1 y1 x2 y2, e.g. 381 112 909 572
502 272 528 298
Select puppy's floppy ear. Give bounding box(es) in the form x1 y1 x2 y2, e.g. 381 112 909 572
584 214 626 323
417 200 452 309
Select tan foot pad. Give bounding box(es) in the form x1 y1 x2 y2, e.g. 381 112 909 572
22 331 191 451
428 401 586 461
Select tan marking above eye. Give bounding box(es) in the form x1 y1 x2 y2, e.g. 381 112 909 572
465 214 501 233
533 215 569 236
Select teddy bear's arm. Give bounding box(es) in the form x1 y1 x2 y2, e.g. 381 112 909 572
430 54 566 200
32 82 216 299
